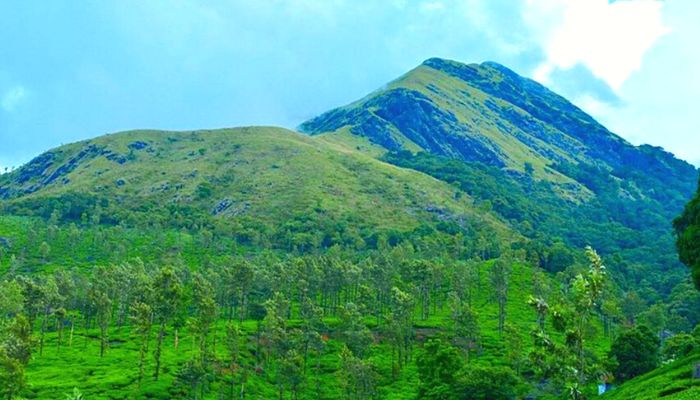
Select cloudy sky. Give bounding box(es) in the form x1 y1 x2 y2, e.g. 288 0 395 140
0 0 698 171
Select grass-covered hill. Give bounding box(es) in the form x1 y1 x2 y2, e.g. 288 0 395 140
0 126 512 253
301 58 699 297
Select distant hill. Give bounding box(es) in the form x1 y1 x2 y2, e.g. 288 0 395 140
0 126 512 253
301 58 695 189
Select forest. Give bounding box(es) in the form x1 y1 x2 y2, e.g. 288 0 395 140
0 191 699 399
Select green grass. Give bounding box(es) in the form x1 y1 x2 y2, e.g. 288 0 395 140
388 64 582 183
602 352 700 400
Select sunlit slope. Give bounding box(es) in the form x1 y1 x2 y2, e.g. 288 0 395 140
0 126 513 244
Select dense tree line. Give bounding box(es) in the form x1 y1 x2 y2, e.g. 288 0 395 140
383 150 693 298
1 240 689 399
1 200 700 398
0 241 622 399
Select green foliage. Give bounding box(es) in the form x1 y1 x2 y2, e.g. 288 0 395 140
416 339 520 400
453 365 520 400
662 334 698 362
0 128 512 256
416 339 461 400
527 247 609 396
383 151 691 298
64 388 84 400
675 177 700 289
0 315 32 400
0 238 594 399
339 303 373 359
0 354 25 400
338 346 377 400
609 325 660 382
0 104 685 400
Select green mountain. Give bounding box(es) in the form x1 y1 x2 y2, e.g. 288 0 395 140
0 126 512 253
301 58 693 186
301 58 699 295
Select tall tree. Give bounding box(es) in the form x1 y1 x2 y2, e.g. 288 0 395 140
416 339 461 400
490 257 511 335
129 302 153 388
38 277 61 356
338 346 377 400
385 287 414 378
674 182 700 288
190 273 217 364
448 292 480 361
91 291 111 358
225 323 244 400
152 267 183 381
339 303 373 359
503 323 524 374
0 315 32 400
609 325 659 382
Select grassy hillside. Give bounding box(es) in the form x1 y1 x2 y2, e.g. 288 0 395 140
301 58 696 187
602 352 700 400
0 127 513 253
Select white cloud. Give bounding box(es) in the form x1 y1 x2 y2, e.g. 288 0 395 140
574 94 614 119
1 85 27 112
526 0 669 90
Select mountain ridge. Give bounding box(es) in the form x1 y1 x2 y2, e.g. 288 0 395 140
300 57 695 182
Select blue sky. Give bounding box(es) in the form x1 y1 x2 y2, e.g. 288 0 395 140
1 0 698 171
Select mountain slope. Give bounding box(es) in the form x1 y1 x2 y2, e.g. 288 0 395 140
0 126 513 251
301 58 695 189
301 58 698 295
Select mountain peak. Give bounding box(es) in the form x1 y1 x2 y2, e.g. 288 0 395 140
302 57 695 189
420 57 516 79
421 57 506 69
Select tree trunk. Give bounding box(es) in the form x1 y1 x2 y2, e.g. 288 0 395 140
230 361 236 400
138 340 146 388
100 322 107 358
39 310 48 356
154 323 166 381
